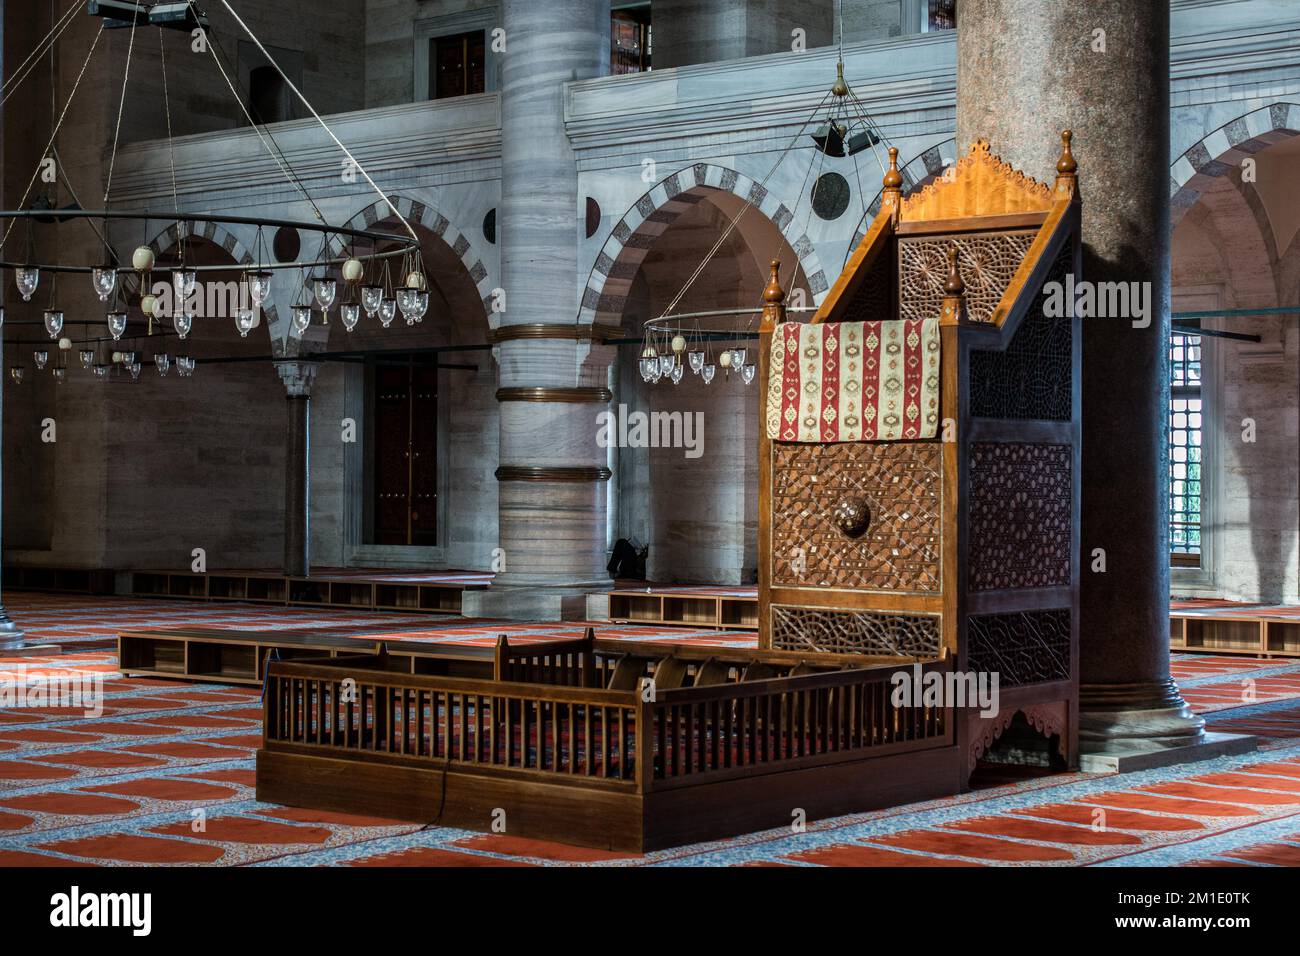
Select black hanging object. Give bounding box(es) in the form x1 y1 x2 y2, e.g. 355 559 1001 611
811 122 848 157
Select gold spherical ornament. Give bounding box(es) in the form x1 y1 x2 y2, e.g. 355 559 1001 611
141 294 158 317
719 350 733 368
132 246 155 272
671 334 686 353
58 337 72 351
406 270 427 291
342 258 364 282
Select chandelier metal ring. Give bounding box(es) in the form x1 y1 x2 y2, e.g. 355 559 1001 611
0 208 419 275
641 306 816 337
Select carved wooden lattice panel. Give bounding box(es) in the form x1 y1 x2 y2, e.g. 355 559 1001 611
771 441 942 591
771 605 942 657
898 230 1035 324
968 442 1071 590
969 242 1074 421
966 609 1071 686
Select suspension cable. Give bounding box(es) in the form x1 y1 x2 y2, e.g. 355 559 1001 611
0 0 80 105
0 22 106 255
102 1 142 207
210 0 419 243
659 89 833 320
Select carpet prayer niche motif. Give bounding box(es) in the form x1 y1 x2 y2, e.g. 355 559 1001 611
767 319 940 443
3 592 1300 866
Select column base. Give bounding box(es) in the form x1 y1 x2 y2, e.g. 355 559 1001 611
0 615 49 656
0 644 62 658
463 583 609 622
1078 677 1255 772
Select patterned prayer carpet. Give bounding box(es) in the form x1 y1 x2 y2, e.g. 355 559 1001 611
2 591 1300 867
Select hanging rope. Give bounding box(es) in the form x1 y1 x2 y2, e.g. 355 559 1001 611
102 1 142 207
658 89 833 321
188 6 325 222
0 22 106 255
0 0 80 107
208 0 419 243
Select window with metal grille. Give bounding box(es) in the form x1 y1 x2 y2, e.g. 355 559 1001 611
1169 333 1203 565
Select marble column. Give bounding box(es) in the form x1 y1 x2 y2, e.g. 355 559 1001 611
956 0 1205 753
0 330 27 652
494 0 613 593
277 362 318 578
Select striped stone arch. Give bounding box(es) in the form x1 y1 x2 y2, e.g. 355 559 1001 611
142 218 281 325
580 163 830 326
338 195 495 319
1171 102 1300 226
848 138 958 250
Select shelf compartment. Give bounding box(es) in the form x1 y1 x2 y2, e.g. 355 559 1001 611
119 635 186 675
609 594 663 624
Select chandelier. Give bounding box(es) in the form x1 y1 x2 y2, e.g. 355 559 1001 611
3 0 424 387
640 46 889 388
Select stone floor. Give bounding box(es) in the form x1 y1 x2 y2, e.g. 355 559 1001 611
1 591 1299 866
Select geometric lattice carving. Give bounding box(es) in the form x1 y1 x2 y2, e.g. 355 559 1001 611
771 441 942 592
898 230 1035 325
969 242 1074 420
968 443 1071 590
771 605 941 657
966 609 1071 686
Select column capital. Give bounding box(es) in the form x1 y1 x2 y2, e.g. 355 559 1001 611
275 360 320 397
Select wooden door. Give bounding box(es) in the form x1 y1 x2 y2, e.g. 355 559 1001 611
372 358 438 545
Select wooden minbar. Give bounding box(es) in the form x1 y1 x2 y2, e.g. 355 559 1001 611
256 133 1083 849
759 133 1082 774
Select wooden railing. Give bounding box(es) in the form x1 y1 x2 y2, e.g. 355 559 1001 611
264 654 953 794
264 657 641 783
641 659 953 788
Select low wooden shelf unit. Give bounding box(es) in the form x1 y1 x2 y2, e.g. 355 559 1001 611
129 570 482 614
1170 609 1300 658
607 590 759 631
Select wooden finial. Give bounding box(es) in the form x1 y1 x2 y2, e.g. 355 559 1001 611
1056 129 1076 174
883 146 903 188
943 245 965 296
881 146 904 223
760 259 787 331
1053 129 1078 199
763 259 786 305
940 244 965 325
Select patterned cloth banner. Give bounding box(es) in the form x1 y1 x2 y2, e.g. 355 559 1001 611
767 319 940 442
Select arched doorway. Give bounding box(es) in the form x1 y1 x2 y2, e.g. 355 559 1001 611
319 211 499 571
1170 111 1299 603
606 184 814 585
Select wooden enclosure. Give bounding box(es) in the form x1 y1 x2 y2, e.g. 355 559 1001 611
258 133 1084 849
258 633 961 851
